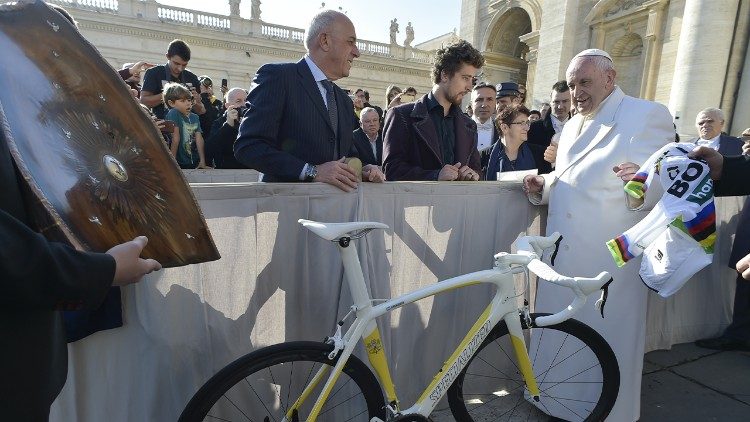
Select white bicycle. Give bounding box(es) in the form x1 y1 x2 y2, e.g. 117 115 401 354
180 220 619 421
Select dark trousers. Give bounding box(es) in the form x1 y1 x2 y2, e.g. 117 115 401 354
724 274 750 340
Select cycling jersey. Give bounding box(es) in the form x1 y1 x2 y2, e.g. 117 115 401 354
606 143 716 297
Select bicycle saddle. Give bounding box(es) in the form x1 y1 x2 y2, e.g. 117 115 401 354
298 219 388 241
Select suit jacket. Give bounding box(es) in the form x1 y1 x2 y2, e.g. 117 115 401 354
206 114 246 169
691 134 744 156
382 94 481 181
690 134 749 266
717 154 750 196
352 128 382 166
715 151 750 267
0 130 115 415
234 59 358 182
527 111 557 147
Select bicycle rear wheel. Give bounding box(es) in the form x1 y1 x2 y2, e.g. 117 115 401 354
180 341 386 422
447 313 619 422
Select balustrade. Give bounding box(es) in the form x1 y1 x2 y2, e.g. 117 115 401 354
45 0 432 60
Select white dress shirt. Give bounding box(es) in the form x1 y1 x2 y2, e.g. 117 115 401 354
695 134 721 150
472 116 495 152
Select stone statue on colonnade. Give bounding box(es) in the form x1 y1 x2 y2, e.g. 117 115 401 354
404 22 414 47
251 0 261 20
389 18 399 45
229 0 241 17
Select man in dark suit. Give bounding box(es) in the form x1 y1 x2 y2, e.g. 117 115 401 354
382 40 484 181
691 124 750 351
352 107 382 167
0 133 161 418
691 107 744 154
527 80 571 149
206 87 248 169
470 82 499 178
235 10 383 190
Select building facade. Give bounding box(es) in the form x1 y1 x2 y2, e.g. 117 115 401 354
49 0 438 109
461 0 750 137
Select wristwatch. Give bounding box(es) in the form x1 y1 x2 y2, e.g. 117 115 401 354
304 164 318 182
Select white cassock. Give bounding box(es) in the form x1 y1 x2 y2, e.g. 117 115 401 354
528 86 675 421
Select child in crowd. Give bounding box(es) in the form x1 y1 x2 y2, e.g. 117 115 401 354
163 82 209 169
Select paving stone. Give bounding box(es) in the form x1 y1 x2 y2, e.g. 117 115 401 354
670 351 750 404
642 359 663 374
640 370 750 421
644 342 719 368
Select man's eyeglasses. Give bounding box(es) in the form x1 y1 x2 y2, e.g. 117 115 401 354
509 121 531 127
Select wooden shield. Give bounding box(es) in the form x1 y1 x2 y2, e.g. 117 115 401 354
0 1 220 267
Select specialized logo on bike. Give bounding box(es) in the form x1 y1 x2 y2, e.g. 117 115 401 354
428 320 492 402
365 338 383 354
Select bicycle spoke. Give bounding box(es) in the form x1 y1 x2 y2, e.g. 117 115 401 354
219 391 255 421
243 376 276 421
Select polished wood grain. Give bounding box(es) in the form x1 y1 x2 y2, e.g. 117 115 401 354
0 1 220 267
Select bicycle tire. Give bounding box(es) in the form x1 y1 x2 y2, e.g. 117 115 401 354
179 341 386 422
446 313 619 422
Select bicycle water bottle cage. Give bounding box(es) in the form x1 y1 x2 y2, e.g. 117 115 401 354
595 277 614 318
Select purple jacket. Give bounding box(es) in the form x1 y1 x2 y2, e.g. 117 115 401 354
382 94 480 181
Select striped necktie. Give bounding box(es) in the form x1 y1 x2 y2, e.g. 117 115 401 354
320 79 339 158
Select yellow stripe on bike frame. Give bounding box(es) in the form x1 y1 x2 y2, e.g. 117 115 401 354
416 302 492 404
510 334 540 397
285 365 331 419
307 367 344 421
363 327 398 404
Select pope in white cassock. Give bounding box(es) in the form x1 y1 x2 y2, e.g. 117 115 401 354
523 49 675 421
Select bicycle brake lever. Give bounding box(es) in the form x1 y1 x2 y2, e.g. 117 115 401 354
594 277 614 318
550 235 563 266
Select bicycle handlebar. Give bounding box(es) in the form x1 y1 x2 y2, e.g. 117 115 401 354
508 232 613 327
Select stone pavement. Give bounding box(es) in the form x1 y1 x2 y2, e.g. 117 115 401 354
431 342 750 421
641 342 750 421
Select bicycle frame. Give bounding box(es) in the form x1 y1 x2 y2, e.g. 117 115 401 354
296 238 541 420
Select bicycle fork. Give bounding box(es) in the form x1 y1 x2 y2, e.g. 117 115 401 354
503 310 541 400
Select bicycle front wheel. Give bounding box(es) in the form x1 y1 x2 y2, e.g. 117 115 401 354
180 341 386 422
447 313 619 422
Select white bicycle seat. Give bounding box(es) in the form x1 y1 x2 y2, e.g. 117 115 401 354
298 219 389 241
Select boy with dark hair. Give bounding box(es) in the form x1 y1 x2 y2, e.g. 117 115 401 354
163 83 209 169
382 40 484 181
141 39 205 119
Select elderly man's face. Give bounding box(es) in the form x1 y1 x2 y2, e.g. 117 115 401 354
225 88 247 109
321 15 360 80
695 112 724 140
566 58 615 116
471 86 495 123
360 110 380 137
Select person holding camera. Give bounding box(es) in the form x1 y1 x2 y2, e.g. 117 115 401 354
198 76 224 139
206 87 249 169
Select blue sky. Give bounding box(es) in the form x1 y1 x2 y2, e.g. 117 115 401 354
157 0 461 45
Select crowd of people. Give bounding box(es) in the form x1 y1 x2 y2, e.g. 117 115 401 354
5 3 750 420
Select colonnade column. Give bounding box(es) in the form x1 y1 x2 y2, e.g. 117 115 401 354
668 0 740 136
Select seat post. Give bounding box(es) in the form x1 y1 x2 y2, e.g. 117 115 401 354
337 238 373 311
